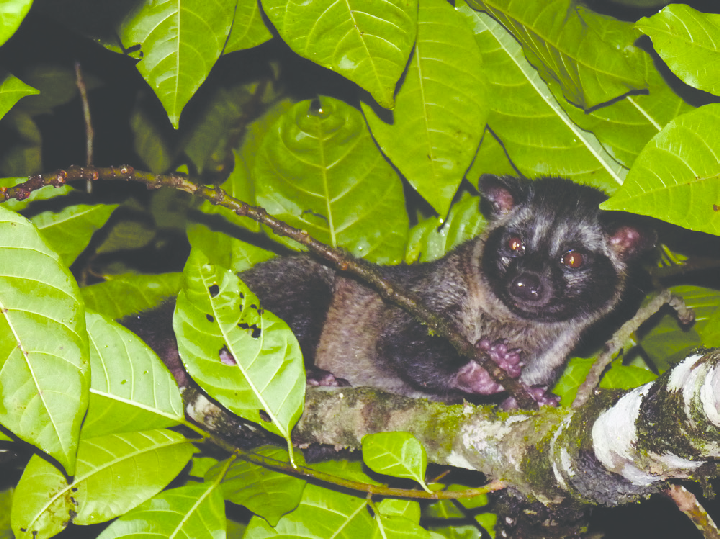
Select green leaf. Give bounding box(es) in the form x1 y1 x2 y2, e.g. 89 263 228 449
30 201 118 268
224 0 273 53
362 432 428 490
262 0 417 109
0 73 37 121
207 447 306 526
80 272 183 320
637 5 720 96
254 97 409 264
423 484 493 535
468 0 646 109
12 430 194 537
457 5 626 190
0 180 118 267
175 249 305 442
362 0 488 217
552 357 593 406
120 0 235 128
130 95 177 173
245 483 374 538
0 1 33 47
72 430 192 523
82 312 183 439
0 206 88 476
310 458 381 485
560 49 694 169
376 499 421 521
406 192 486 264
0 112 41 176
95 483 226 539
467 129 517 181
601 104 720 234
372 513 432 539
599 360 657 391
0 488 12 539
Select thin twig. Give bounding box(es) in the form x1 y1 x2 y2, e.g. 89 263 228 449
1 165 538 408
572 290 695 408
74 62 94 193
664 484 720 539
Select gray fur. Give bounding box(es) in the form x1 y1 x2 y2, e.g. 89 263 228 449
125 176 653 403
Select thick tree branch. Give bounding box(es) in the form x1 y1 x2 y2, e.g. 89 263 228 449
183 349 720 509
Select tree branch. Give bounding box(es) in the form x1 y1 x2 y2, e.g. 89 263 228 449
1 165 536 407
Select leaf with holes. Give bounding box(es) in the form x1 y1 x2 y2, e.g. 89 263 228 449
262 0 417 109
254 97 408 264
174 249 305 444
362 0 488 217
0 206 88 476
120 0 235 128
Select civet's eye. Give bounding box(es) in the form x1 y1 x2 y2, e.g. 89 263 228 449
507 234 525 255
562 250 585 269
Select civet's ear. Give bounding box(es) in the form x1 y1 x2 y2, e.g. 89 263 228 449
601 215 657 261
477 175 529 217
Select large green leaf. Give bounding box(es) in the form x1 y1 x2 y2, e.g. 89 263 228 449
207 447 306 526
82 312 184 439
120 0 235 128
30 202 118 268
254 97 409 264
468 0 646 109
262 0 417 109
637 5 720 97
601 104 720 235
362 0 488 217
0 1 33 47
224 0 273 53
560 47 694 169
0 180 118 267
0 206 88 476
174 250 305 443
458 5 625 190
245 483 374 538
95 483 226 539
373 500 431 539
11 430 194 537
80 272 183 320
